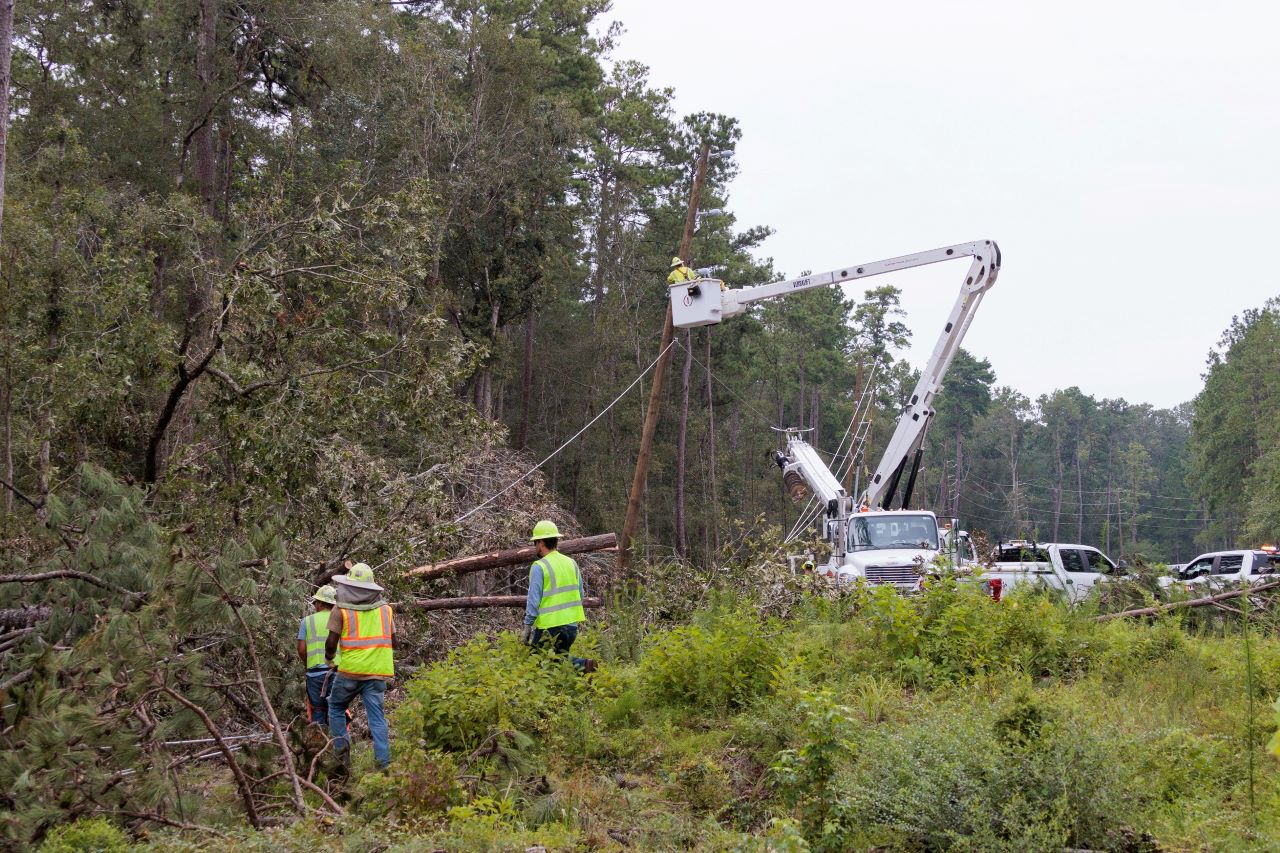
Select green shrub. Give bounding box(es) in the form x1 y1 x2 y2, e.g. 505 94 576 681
770 690 859 853
38 818 129 853
638 607 779 712
354 749 462 823
841 695 1151 851
393 633 583 753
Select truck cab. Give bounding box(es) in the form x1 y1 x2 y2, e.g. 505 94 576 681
1170 548 1279 591
812 510 975 589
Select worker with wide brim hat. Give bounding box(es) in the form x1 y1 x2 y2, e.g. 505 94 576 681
323 561 396 770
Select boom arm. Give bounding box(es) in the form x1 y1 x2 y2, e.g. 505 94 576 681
670 239 1001 512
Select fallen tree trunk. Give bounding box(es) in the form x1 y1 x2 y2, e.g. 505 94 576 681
411 595 605 612
403 533 617 580
1096 579 1280 622
0 606 49 630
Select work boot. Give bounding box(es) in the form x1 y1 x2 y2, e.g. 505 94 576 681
580 659 598 674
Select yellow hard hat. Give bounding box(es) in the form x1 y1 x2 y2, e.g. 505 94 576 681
530 519 561 541
670 257 684 268
334 562 382 591
313 584 337 605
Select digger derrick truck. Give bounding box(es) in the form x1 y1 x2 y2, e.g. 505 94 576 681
670 240 1001 588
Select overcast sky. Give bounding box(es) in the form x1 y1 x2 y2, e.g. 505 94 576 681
603 0 1279 409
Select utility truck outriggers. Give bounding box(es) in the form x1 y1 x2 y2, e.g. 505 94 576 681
670 240 1001 586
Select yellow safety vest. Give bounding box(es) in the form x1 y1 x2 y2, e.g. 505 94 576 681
533 551 586 629
336 605 395 678
301 611 339 669
667 266 695 284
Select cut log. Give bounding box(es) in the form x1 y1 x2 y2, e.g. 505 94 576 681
403 533 617 581
411 595 604 612
1095 579 1280 621
0 606 50 631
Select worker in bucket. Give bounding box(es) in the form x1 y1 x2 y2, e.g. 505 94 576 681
297 584 339 726
324 563 396 770
667 256 696 284
522 520 596 673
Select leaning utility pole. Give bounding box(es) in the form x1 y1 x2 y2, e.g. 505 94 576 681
618 142 710 576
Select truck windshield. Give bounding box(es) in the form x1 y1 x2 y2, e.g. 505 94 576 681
849 514 939 552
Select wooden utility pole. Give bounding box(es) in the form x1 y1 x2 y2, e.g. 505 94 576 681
618 142 710 575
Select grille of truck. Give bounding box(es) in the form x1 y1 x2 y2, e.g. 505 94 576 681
865 565 920 586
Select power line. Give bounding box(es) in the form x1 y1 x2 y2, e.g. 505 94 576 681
423 339 678 537
961 477 1209 517
962 471 1205 504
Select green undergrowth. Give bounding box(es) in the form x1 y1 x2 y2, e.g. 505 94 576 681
131 581 1280 852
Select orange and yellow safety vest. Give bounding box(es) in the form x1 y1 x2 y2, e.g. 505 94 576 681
335 605 395 678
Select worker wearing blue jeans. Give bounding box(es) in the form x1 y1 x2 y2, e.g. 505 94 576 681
327 675 389 768
323 563 396 770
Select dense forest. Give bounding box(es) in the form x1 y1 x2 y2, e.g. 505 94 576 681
2 1 1280 849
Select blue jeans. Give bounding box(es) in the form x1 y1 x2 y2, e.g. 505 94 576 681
327 675 390 769
305 669 330 725
532 623 587 670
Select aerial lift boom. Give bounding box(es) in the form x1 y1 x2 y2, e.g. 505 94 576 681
670 239 1001 567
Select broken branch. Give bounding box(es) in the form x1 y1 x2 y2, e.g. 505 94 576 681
1096 580 1280 621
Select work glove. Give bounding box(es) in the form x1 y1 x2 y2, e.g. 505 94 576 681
520 624 534 646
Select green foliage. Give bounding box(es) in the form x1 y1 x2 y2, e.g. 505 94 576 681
0 466 304 846
1191 299 1280 545
394 633 582 752
638 604 779 712
770 691 858 853
36 819 130 853
355 750 463 824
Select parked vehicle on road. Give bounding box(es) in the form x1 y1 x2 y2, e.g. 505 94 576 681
979 540 1124 604
1163 547 1279 592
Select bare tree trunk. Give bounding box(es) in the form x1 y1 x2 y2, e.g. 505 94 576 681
1052 432 1063 541
674 330 692 559
0 0 12 518
846 362 863 493
936 437 949 511
705 328 718 552
1116 491 1124 559
796 353 805 429
1076 450 1084 543
952 428 963 518
0 0 11 240
2 359 10 518
809 391 819 450
1009 439 1021 531
517 312 534 449
193 0 220 217
1103 444 1114 554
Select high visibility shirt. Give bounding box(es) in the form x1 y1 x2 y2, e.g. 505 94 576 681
300 611 339 669
531 551 586 629
335 605 395 678
667 265 695 285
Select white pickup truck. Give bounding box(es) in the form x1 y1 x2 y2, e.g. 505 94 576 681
979 541 1123 603
1165 548 1279 592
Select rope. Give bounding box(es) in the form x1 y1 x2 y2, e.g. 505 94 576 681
446 339 678 528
